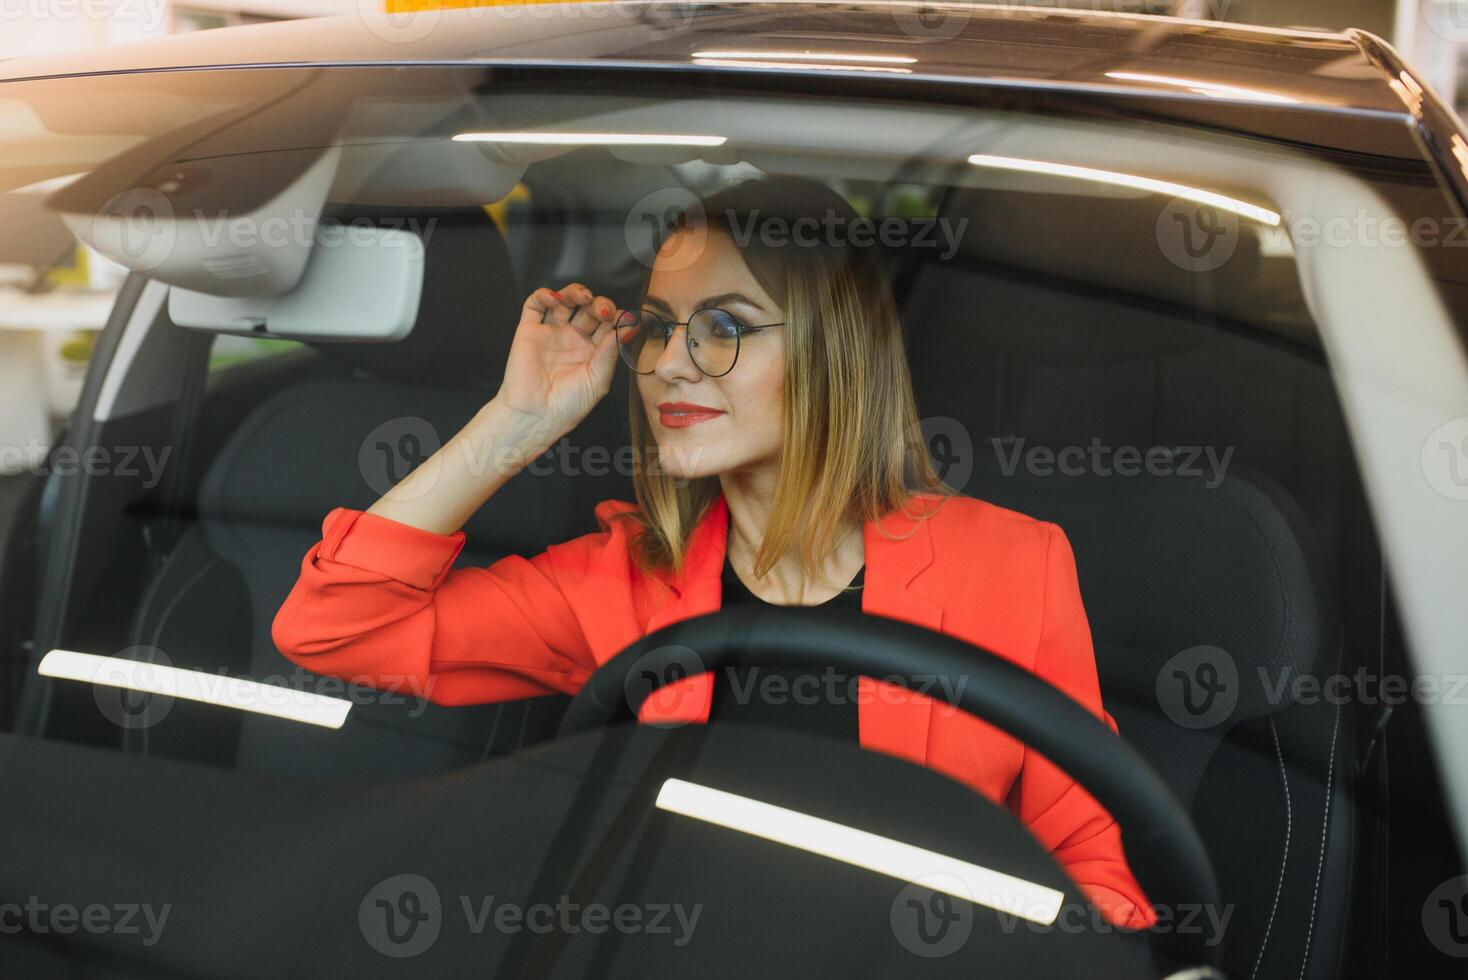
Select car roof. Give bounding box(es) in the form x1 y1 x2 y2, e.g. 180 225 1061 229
0 0 1410 116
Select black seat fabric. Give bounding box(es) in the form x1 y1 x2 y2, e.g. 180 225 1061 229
127 208 634 780
894 184 1351 979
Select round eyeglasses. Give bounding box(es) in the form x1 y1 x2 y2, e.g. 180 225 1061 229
614 308 785 378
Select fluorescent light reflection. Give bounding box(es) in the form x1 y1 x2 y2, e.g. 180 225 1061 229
692 58 912 73
1104 71 1300 105
655 778 1063 925
967 153 1281 225
692 49 917 63
38 649 352 729
453 132 726 146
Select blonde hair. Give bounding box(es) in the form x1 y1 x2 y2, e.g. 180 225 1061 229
616 175 953 579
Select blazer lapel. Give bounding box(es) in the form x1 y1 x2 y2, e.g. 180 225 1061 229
858 497 945 766
630 491 947 759
635 495 730 726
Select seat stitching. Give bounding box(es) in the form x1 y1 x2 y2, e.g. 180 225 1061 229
480 702 507 761
512 698 534 753
1297 700 1342 980
1250 717 1291 980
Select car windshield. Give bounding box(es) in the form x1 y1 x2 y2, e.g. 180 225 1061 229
0 59 1464 977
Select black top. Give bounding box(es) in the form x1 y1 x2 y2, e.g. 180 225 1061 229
707 555 865 741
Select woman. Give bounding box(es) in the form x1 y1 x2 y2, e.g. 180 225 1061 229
272 176 1155 929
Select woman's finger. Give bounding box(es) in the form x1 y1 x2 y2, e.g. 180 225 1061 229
570 294 618 337
546 282 595 326
522 286 565 323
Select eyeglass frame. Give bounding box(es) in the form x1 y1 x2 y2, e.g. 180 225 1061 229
615 307 786 378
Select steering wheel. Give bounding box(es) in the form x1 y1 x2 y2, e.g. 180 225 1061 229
558 605 1223 970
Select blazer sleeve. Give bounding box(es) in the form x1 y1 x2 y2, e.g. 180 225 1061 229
271 506 600 706
1011 523 1158 930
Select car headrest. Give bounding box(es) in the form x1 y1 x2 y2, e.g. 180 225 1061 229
906 183 1272 366
970 462 1323 719
197 380 606 560
310 206 521 386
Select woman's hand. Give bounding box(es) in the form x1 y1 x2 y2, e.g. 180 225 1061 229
363 283 622 535
493 282 622 441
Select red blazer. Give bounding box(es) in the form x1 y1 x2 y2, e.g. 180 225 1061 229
273 492 1155 927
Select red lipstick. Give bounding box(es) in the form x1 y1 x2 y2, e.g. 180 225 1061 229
658 401 725 428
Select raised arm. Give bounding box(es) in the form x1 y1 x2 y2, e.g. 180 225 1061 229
271 281 626 703
364 282 622 534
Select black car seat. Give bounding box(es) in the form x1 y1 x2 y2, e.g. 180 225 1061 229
894 185 1353 980
125 207 635 780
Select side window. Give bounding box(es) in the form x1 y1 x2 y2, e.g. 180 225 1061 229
485 182 533 285
208 335 305 374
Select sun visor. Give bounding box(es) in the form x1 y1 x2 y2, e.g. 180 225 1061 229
53 141 343 297
327 136 531 208
168 222 425 340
